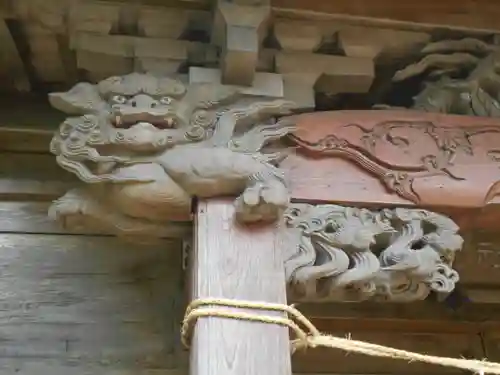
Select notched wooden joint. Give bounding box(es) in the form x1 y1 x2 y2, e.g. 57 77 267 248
212 0 271 86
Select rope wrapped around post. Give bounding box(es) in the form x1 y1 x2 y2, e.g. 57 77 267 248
182 298 498 374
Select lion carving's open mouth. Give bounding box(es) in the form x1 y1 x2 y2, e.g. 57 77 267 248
109 94 181 130
112 114 177 129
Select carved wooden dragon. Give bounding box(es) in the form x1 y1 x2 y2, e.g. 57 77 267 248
385 38 500 116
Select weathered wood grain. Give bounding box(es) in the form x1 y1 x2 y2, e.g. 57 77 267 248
482 331 500 364
0 18 30 91
0 93 64 132
211 0 270 86
293 331 484 373
0 201 191 237
0 127 52 152
0 233 185 372
297 300 500 324
272 0 500 33
0 363 186 375
190 199 291 375
455 230 500 285
0 152 77 200
102 0 210 10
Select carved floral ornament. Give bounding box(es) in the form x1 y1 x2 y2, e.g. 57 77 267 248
47 73 464 303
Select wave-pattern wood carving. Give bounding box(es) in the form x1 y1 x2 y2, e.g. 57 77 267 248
283 203 463 302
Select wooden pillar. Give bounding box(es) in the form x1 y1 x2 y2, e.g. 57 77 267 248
189 198 292 375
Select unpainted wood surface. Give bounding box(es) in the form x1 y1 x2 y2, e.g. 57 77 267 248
0 232 186 374
0 94 63 131
0 200 190 237
272 0 500 32
453 230 500 286
0 153 78 201
190 199 291 375
482 331 500 364
293 330 484 374
298 300 500 324
0 127 52 152
0 19 30 92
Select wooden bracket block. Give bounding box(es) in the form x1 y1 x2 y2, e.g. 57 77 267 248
212 0 270 86
69 1 120 34
276 51 375 95
71 33 197 76
338 26 430 63
282 79 315 112
189 67 284 98
139 7 211 38
274 20 323 52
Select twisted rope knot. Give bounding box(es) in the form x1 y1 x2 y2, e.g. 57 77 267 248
181 297 318 352
182 297 500 374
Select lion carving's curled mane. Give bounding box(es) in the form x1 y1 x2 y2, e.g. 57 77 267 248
48 73 296 239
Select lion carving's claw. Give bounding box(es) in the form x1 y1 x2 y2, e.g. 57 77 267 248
48 73 296 233
48 192 91 231
234 181 289 223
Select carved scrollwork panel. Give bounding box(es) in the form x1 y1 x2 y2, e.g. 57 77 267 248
283 203 463 302
287 110 500 208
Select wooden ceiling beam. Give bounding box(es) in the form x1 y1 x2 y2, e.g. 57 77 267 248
272 0 500 33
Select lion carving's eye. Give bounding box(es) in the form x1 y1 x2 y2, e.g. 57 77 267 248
159 97 172 105
112 95 126 104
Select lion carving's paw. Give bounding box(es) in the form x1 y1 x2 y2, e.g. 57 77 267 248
234 181 289 223
48 199 88 231
48 188 101 231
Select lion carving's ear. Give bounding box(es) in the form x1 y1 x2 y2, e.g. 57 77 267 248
49 82 108 115
190 83 241 109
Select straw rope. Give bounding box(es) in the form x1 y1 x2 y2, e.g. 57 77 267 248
182 298 495 375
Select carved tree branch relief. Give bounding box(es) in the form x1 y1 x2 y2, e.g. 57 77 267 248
283 203 463 302
289 112 500 206
47 72 296 239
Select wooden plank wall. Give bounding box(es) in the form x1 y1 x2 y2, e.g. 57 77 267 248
0 102 188 374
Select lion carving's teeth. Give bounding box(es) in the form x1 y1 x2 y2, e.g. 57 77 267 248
112 116 176 129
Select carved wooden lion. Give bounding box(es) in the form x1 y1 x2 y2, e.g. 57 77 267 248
48 73 295 239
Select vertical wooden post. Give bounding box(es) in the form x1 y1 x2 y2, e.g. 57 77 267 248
189 198 292 375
